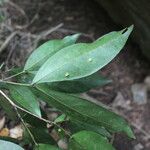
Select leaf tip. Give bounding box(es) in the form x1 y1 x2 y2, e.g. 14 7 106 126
63 33 81 44
128 24 134 33
124 126 136 139
122 25 134 36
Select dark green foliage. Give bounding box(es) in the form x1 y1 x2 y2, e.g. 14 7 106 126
69 131 115 150
0 27 135 149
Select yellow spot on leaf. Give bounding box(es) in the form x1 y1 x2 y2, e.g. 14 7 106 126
65 72 69 77
88 58 92 62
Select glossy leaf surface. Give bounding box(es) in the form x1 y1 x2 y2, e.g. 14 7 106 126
24 34 80 71
0 94 17 120
47 73 111 93
26 71 110 93
8 85 41 117
68 119 111 138
0 140 24 150
69 131 115 150
33 26 133 84
36 86 135 139
23 127 56 145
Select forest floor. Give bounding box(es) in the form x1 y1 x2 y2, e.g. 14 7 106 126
0 0 150 149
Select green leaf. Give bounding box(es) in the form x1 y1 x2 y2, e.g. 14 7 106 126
22 113 47 128
0 82 7 89
7 67 23 76
24 34 80 71
68 119 111 138
0 137 19 144
69 131 115 150
0 94 17 120
33 26 133 84
8 85 41 117
54 114 111 137
23 127 56 145
36 85 135 139
0 140 24 150
24 71 110 93
47 73 111 93
54 114 67 123
34 144 61 150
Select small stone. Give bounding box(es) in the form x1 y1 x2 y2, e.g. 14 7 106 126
58 139 68 150
144 76 150 90
131 83 147 105
47 112 58 121
9 124 23 139
51 129 59 141
112 92 132 110
134 143 144 150
48 16 53 22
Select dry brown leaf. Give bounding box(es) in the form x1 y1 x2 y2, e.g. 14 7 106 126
0 128 9 137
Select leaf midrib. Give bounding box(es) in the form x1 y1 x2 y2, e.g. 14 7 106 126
11 87 36 113
25 41 57 71
37 87 122 131
34 32 123 83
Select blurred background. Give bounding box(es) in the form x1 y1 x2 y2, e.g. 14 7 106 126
0 0 150 149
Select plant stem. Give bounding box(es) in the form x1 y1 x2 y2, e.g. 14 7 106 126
0 90 71 138
0 90 38 145
15 106 38 146
4 71 25 80
0 80 31 87
0 62 4 70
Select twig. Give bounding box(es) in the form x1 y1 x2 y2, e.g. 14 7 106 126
32 23 64 50
4 71 25 80
0 63 4 70
0 90 71 137
131 122 150 140
0 80 30 87
15 104 38 145
39 23 64 38
7 1 29 27
110 134 115 144
14 11 39 30
57 28 95 41
0 31 18 54
0 90 37 145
